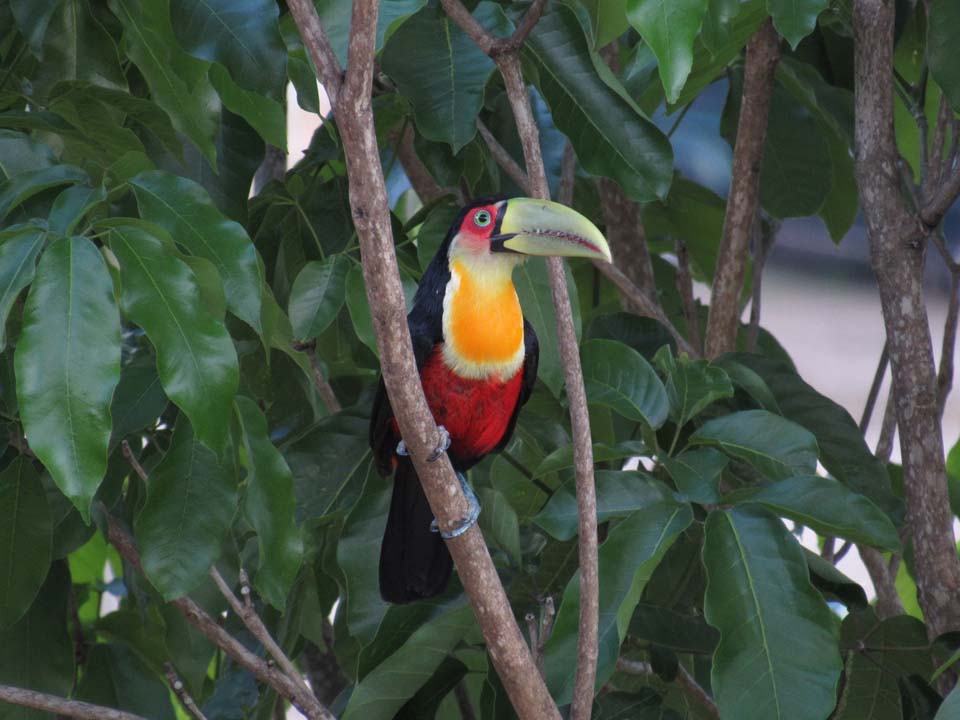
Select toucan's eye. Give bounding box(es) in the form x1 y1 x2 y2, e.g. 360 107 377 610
474 209 492 227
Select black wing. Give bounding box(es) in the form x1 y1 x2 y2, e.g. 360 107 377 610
369 240 451 475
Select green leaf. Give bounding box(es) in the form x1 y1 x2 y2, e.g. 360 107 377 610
0 458 52 629
0 130 56 180
804 549 868 609
768 0 828 49
929 0 960 112
208 63 286 149
135 416 237 600
933 687 960 720
48 184 107 236
416 201 459 272
520 1 673 201
701 0 742 54
626 0 709 103
477 486 521 565
9 0 61 57
535 470 671 541
661 447 727 504
654 345 734 426
170 0 286 99
343 604 474 720
345 263 416 356
382 4 508 152
27 0 128 100
109 223 239 457
130 170 263 336
0 562 74 718
533 440 646 478
581 339 669 428
289 255 350 341
580 0 631 47
235 396 303 611
337 468 391 646
704 507 842 720
16 237 120 521
110 351 169 444
284 410 373 522
544 501 693 703
108 0 218 167
731 475 900 551
311 0 429 67
514 258 582 398
77 644 175 720
689 409 819 480
0 165 88 221
628 603 719 654
726 353 902 516
0 226 46 351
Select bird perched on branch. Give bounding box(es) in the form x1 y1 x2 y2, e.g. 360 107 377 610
371 196 612 603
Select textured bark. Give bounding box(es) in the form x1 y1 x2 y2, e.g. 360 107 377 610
0 685 147 720
253 144 286 195
288 1 562 717
853 0 960 638
437 2 599 714
704 20 780 358
392 123 447 203
597 178 656 300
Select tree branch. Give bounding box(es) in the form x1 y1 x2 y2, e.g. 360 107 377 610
597 179 656 301
853 0 960 638
164 663 208 720
674 239 702 355
477 119 531 193
0 685 146 720
615 659 719 718
289 1 561 717
100 509 334 720
937 270 959 418
436 1 602 714
293 340 342 413
391 122 449 204
208 567 315 703
704 20 780 358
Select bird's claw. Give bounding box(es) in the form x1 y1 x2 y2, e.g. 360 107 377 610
430 472 481 539
427 425 451 462
396 425 450 461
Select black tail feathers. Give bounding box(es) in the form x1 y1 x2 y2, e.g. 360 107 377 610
378 459 453 603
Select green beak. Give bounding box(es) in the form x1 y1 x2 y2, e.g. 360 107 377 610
492 198 612 263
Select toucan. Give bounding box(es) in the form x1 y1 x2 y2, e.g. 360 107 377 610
371 196 612 604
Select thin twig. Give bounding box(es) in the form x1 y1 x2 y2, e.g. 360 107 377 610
676 664 721 719
208 567 315 703
121 440 149 483
99 509 333 720
391 122 449 203
454 683 478 720
834 540 853 564
937 271 959 418
860 545 905 618
595 262 697 356
821 536 836 563
615 659 719 718
558 142 576 206
287 0 343 109
675 238 702 355
0 685 147 720
860 342 889 432
500 0 547 52
164 663 209 720
746 216 775 352
292 340 342 413
477 119 531 193
875 385 897 463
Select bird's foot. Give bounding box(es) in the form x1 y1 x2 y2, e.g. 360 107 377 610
396 425 450 461
427 425 451 462
430 472 481 539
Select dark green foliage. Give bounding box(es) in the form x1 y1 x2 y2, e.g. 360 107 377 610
0 1 955 718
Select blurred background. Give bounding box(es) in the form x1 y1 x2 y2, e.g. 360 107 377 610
284 77 959 607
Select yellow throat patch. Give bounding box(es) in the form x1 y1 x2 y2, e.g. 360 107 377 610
442 258 525 380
